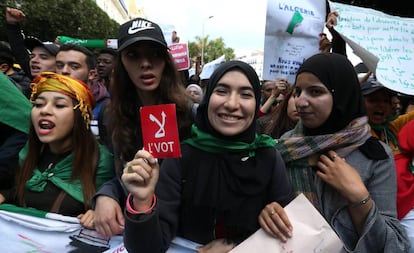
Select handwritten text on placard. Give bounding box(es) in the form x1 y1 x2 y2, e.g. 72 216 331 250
330 1 414 95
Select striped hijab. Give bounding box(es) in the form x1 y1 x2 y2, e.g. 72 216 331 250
275 116 371 207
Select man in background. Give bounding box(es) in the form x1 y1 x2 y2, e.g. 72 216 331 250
0 41 31 98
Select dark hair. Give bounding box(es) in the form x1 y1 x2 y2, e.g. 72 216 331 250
16 106 100 209
0 41 14 66
262 85 297 138
98 48 117 57
109 44 192 172
58 44 95 71
187 74 200 86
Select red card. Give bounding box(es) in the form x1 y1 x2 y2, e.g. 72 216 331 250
140 104 181 158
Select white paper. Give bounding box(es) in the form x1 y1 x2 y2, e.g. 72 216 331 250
230 194 345 253
263 0 326 84
199 55 225 80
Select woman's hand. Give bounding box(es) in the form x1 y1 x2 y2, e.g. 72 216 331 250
319 33 332 52
121 149 159 211
275 78 289 96
318 151 373 234
93 195 124 238
258 202 293 242
326 11 339 29
317 151 369 203
78 209 95 229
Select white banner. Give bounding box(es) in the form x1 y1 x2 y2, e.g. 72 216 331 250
263 0 326 83
200 55 226 80
0 209 202 253
0 210 123 253
329 1 414 95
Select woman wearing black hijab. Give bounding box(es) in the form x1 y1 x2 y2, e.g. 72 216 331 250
264 53 409 252
120 60 294 252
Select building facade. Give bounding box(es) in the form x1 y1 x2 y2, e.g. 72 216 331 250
236 50 264 81
93 0 144 24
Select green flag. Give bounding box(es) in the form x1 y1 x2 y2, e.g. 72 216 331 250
286 11 304 34
0 72 31 134
0 203 79 223
57 36 118 49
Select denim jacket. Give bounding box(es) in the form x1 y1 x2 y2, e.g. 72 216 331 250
316 142 409 252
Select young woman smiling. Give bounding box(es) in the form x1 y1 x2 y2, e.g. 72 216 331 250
120 60 293 252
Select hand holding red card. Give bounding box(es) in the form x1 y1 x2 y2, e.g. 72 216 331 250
140 104 181 158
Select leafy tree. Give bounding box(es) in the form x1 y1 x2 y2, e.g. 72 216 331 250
188 35 235 65
0 0 119 44
206 38 234 63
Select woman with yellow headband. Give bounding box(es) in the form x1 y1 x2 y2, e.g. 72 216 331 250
0 72 115 227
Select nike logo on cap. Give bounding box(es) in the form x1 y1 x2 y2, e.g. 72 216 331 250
128 20 155 34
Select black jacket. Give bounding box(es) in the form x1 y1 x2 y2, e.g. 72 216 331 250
0 122 27 190
6 23 32 80
8 67 32 98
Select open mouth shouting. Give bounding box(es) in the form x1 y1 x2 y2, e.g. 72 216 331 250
30 65 42 75
37 119 55 135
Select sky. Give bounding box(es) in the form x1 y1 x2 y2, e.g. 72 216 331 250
134 0 363 65
135 0 268 55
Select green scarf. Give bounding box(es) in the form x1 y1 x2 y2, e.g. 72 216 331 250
0 72 31 134
183 125 276 157
370 115 398 151
22 144 114 203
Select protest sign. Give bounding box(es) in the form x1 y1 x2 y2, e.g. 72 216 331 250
263 0 326 83
329 1 414 95
140 104 181 158
199 55 225 80
0 204 123 252
169 43 190 71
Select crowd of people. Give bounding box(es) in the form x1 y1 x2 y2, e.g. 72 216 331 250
0 4 413 253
